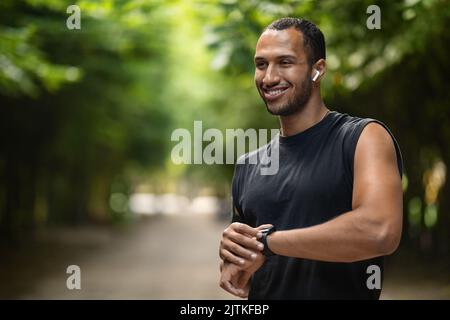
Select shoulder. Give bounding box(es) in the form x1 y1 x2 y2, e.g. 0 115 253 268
356 121 395 155
330 112 403 177
357 122 397 160
355 121 402 178
359 122 395 148
331 112 396 152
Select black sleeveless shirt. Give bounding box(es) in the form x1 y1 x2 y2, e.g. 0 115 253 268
231 111 403 300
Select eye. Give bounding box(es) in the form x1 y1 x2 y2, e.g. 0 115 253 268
280 60 292 66
255 61 267 69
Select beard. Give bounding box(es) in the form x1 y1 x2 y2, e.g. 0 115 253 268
264 73 312 117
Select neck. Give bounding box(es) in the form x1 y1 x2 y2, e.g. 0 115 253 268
278 91 329 137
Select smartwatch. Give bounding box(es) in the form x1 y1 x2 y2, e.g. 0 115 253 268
260 226 276 257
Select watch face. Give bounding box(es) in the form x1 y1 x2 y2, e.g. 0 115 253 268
261 228 271 234
264 226 276 235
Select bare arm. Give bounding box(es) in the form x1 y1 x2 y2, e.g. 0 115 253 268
267 123 403 262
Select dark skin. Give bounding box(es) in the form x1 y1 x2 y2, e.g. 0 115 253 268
219 224 270 298
255 31 313 118
219 28 403 298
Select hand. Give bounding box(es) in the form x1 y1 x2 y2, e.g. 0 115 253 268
242 249 265 275
219 261 250 298
219 222 272 268
219 251 266 298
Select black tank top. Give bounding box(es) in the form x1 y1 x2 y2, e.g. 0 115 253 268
231 111 403 299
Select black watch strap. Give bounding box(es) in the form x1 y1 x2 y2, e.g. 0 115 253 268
260 226 276 257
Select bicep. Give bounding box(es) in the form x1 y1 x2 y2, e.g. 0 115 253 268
352 123 403 227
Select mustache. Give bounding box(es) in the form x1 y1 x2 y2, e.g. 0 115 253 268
261 82 290 89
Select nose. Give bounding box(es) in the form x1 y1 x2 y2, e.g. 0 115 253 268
263 64 280 87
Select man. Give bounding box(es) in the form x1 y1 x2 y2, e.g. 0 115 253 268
218 17 403 299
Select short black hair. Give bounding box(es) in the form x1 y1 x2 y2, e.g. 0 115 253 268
265 17 326 66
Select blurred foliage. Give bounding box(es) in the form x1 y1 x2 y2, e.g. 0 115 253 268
0 0 173 238
1 0 449 255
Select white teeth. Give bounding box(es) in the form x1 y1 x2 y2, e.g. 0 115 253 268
266 88 287 96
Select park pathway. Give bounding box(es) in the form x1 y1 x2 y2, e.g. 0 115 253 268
1 213 449 299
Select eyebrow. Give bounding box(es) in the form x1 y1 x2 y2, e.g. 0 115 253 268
254 55 297 61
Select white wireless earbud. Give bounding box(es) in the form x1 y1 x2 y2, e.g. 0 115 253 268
312 69 320 82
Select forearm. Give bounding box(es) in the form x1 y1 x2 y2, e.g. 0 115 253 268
268 207 401 263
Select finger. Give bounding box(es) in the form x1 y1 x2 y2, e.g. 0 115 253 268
234 287 248 298
220 278 246 298
220 248 246 266
223 240 264 260
220 239 242 261
219 243 225 260
220 249 259 271
236 289 248 299
226 231 264 253
222 229 262 254
235 278 250 298
230 222 260 238
220 237 251 261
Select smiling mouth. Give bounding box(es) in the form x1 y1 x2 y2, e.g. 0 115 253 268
262 86 289 101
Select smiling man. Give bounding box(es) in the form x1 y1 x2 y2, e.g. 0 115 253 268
218 17 403 299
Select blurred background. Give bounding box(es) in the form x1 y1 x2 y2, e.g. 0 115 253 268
0 0 449 299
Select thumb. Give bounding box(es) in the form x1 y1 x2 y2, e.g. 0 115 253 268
256 224 273 231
